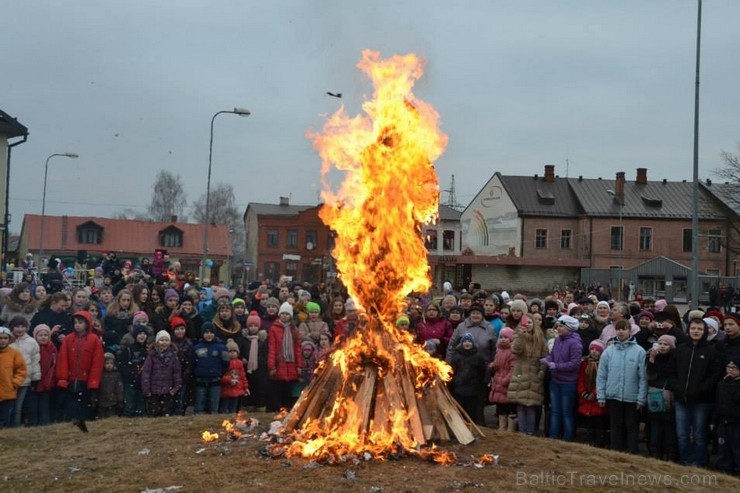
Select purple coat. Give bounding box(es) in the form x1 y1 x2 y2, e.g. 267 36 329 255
141 347 182 396
546 331 582 384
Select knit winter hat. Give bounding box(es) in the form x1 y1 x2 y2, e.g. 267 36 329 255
164 289 179 302
301 340 316 352
33 324 51 338
653 311 673 323
306 301 321 313
132 324 148 338
170 316 187 330
654 299 667 312
724 313 740 326
133 311 149 325
528 298 543 312
231 298 246 307
396 315 410 327
104 352 116 362
468 304 484 315
703 317 719 334
247 311 262 327
500 291 510 301
0 327 10 336
201 321 216 335
265 297 280 308
658 334 676 349
557 315 580 332
567 303 579 315
509 299 528 314
225 338 239 354
298 289 310 299
279 302 294 317
499 327 515 341
589 339 606 353
155 330 171 343
688 309 705 322
637 310 654 322
460 333 476 346
704 309 724 323
596 301 610 311
213 287 230 302
345 298 356 311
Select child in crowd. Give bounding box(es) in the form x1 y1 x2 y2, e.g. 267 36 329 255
294 341 317 398
27 324 57 426
192 322 228 414
232 298 247 328
118 324 149 417
715 355 740 476
170 317 194 415
243 311 268 411
0 327 26 427
490 327 516 431
646 334 677 461
141 330 181 417
9 316 40 427
300 302 329 345
508 313 548 435
449 333 487 420
596 319 647 455
267 303 301 412
577 339 608 447
97 353 124 418
316 332 333 361
220 339 249 414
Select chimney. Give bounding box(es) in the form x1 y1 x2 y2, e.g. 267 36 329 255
636 168 647 184
170 215 177 223
544 164 555 183
614 171 625 205
279 196 290 206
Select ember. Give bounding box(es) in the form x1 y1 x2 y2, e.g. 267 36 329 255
280 50 484 462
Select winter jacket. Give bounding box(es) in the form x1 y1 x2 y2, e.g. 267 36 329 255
172 337 194 383
599 321 640 345
596 336 648 405
56 330 104 390
415 317 453 358
577 360 608 417
545 331 583 384
10 334 41 386
221 358 249 398
260 313 278 334
490 343 515 404
98 369 124 408
181 310 203 342
117 340 149 386
267 320 301 381
300 319 330 344
506 329 548 406
141 347 182 396
30 307 71 348
35 342 57 392
449 346 487 397
646 351 673 389
0 346 26 400
716 334 740 364
1 298 37 327
669 340 723 404
577 327 600 356
446 318 496 379
715 377 740 424
104 313 134 340
192 339 229 383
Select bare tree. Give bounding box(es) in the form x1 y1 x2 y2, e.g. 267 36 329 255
714 145 740 255
192 183 244 259
716 145 740 184
148 170 188 222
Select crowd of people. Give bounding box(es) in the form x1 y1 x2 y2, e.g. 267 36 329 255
0 258 739 475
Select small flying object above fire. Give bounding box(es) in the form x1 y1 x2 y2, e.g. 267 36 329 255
326 92 342 98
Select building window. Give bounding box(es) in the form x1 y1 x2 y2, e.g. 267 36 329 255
78 228 102 245
285 260 298 276
425 230 438 250
264 261 280 281
267 229 279 248
560 229 572 249
161 231 182 248
287 230 298 249
707 229 721 253
443 230 455 251
306 230 317 249
327 234 335 250
639 227 652 251
535 229 547 249
610 226 623 251
683 229 692 252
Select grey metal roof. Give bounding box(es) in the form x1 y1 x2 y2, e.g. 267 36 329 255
246 202 316 217
701 182 740 216
498 174 581 217
0 109 28 139
567 177 722 219
438 204 462 221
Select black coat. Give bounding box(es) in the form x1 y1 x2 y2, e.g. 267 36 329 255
669 341 723 404
449 347 487 397
715 377 740 424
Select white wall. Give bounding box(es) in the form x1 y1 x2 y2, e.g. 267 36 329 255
461 173 520 256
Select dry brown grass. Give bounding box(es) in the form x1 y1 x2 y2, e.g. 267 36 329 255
1 413 738 493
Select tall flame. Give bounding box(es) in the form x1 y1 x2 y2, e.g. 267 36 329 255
284 51 453 460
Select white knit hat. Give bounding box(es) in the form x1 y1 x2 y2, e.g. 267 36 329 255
279 302 294 317
155 330 171 342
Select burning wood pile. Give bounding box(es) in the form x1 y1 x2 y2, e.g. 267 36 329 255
274 50 484 462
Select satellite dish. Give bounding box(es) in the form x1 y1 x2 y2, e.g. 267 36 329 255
306 242 314 250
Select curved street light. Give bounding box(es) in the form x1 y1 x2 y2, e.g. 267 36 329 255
39 152 79 262
201 108 250 282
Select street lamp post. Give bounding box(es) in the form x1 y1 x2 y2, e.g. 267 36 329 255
40 152 78 262
201 107 250 282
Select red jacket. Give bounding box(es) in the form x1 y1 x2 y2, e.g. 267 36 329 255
267 320 300 381
56 330 104 390
415 317 454 358
36 342 58 392
577 360 608 417
489 345 516 404
221 358 248 398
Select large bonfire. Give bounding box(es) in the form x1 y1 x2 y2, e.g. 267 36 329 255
280 50 483 462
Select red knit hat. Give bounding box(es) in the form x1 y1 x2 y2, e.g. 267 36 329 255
704 309 724 323
246 311 261 328
170 316 187 330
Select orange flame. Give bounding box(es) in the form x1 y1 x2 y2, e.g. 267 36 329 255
287 50 450 460
201 431 219 442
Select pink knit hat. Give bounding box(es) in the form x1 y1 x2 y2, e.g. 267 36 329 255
654 299 667 312
133 311 149 325
33 324 51 338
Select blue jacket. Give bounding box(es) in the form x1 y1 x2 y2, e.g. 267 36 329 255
545 331 582 384
192 339 229 382
596 336 648 405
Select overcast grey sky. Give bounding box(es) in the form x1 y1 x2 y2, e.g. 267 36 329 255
3 1 739 233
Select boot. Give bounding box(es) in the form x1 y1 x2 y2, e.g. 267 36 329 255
507 415 518 433
498 414 508 431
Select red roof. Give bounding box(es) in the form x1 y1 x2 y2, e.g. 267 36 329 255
21 214 232 257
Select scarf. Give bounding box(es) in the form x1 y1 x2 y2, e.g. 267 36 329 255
281 321 295 363
246 334 259 372
584 355 600 392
